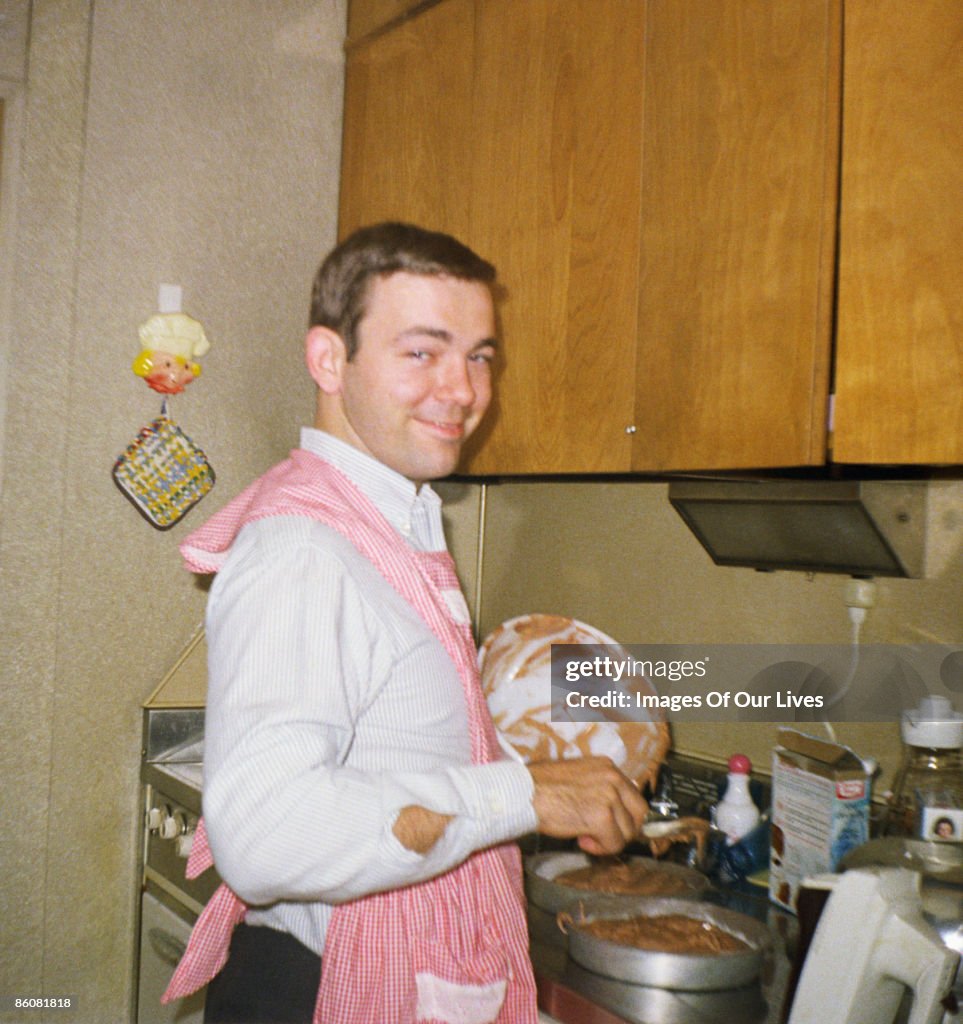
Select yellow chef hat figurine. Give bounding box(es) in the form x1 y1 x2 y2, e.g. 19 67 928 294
133 299 210 395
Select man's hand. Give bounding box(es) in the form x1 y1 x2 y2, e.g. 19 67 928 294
528 756 648 856
392 804 453 855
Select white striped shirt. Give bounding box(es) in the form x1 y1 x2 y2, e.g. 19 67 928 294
201 428 537 956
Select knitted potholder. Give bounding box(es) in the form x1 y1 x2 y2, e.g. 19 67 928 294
113 415 214 529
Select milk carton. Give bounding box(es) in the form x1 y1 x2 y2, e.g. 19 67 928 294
769 728 870 912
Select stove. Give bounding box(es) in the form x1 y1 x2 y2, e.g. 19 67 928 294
530 902 794 1024
136 708 212 1024
526 752 794 1024
527 863 796 1024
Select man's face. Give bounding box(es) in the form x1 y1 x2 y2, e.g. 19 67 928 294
327 271 496 486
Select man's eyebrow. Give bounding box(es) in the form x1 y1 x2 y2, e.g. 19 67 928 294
395 326 498 348
396 326 453 342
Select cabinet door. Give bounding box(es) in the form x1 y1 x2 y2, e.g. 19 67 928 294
459 0 645 474
339 0 475 242
346 0 426 44
632 0 840 471
833 0 963 464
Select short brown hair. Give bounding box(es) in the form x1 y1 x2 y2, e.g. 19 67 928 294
309 222 497 359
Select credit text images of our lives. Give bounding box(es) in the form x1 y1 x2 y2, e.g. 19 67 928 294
560 654 825 712
562 689 824 712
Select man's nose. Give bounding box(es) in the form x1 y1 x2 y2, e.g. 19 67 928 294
437 355 476 406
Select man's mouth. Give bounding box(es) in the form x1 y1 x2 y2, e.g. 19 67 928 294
417 417 467 441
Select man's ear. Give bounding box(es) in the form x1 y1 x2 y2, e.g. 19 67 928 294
305 326 348 394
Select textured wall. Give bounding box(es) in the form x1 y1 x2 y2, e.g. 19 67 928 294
0 0 30 473
0 1 346 1019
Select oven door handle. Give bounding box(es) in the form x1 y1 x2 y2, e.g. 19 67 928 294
148 926 187 967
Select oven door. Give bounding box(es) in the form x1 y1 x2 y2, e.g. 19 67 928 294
137 886 206 1024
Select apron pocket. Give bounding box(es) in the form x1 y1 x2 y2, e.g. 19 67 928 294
412 935 509 1024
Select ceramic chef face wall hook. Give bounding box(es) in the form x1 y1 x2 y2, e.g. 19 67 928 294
112 287 216 530
132 311 210 395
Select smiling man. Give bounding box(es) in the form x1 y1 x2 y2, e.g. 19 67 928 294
167 223 647 1024
307 268 496 485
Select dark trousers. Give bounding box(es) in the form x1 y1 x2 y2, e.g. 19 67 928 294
204 923 322 1024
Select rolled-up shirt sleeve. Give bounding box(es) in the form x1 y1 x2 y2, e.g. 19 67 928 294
201 517 536 908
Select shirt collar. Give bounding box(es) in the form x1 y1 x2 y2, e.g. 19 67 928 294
299 427 444 546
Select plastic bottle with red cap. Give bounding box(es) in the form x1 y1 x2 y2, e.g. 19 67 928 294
715 753 761 844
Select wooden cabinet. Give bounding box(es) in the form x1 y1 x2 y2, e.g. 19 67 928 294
340 0 475 241
340 0 962 473
832 0 963 464
634 1 839 471
346 0 433 44
463 0 646 473
341 0 646 473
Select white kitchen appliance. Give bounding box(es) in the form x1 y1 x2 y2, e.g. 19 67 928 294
138 709 212 1024
787 867 959 1024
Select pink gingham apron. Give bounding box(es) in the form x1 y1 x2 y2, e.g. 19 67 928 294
163 449 537 1024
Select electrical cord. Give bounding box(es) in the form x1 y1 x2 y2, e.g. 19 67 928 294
822 604 868 742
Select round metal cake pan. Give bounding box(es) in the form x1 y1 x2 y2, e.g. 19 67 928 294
525 851 711 914
563 896 773 991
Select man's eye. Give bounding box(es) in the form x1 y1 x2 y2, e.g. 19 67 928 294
407 350 430 361
470 351 495 364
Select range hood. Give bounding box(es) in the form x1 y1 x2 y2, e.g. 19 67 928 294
668 480 927 578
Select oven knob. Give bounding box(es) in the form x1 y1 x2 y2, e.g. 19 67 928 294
145 805 167 831
175 831 194 859
159 811 188 840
